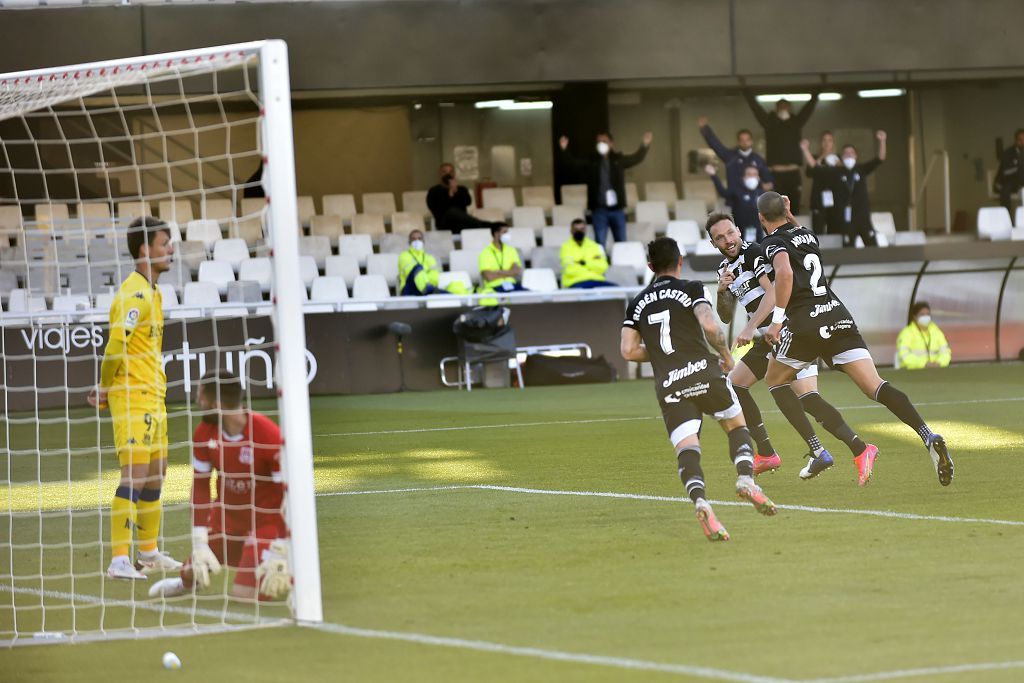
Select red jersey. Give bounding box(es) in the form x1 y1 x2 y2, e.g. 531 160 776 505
192 412 286 535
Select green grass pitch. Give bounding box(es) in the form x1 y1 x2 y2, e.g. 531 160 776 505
2 363 1024 682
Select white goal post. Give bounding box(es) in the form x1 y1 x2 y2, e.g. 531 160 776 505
0 39 322 645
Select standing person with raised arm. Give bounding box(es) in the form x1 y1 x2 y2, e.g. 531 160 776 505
743 90 819 213
697 117 774 194
558 131 652 247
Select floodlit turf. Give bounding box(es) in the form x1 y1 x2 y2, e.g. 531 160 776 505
3 363 1024 682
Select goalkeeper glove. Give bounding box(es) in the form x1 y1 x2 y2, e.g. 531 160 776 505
256 539 292 600
191 526 222 589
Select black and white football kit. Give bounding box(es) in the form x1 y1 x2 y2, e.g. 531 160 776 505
761 223 872 369
623 276 741 445
718 241 817 380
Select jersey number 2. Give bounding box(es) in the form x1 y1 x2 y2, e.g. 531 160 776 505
647 310 675 355
803 254 827 296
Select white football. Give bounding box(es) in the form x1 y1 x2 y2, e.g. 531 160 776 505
162 652 182 670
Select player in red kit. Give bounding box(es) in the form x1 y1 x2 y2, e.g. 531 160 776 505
149 372 292 601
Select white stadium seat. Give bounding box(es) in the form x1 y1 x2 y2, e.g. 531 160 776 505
644 181 678 205
238 257 273 293
197 260 235 296
361 192 397 216
610 241 647 277
322 194 357 223
542 226 571 248
977 207 1013 240
366 253 399 289
212 238 250 273
560 184 588 208
460 228 493 253
551 204 585 228
521 267 558 292
300 235 332 270
870 212 897 235
448 249 481 285
310 214 345 246
338 234 374 268
185 219 223 250
299 255 319 289
666 220 703 252
674 199 708 224
635 201 670 227
352 274 391 300
512 206 546 229
521 186 555 212
183 281 221 308
506 227 537 261
325 254 361 284
482 187 517 214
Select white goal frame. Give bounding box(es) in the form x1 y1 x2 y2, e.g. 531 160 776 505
0 39 322 630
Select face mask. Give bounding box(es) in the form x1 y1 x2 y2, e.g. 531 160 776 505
596 141 610 155
500 233 511 245
777 110 791 121
917 315 931 327
737 147 753 157
743 177 760 191
572 230 586 243
843 156 857 170
825 154 840 167
410 239 424 251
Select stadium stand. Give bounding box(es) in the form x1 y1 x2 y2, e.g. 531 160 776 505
212 238 250 273
512 206 546 230
322 194 358 225
338 234 373 271
351 213 387 237
521 267 559 292
362 192 397 216
644 181 679 205
521 186 555 213
326 254 360 286
239 257 273 293
977 207 1013 240
353 274 391 300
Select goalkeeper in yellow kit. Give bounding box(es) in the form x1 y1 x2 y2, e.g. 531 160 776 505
88 217 182 580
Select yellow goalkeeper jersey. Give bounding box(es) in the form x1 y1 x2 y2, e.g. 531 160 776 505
101 271 166 405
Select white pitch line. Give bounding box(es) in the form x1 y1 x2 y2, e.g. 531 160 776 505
303 621 795 683
324 483 1024 527
318 396 1024 438
0 583 272 625
806 659 1024 683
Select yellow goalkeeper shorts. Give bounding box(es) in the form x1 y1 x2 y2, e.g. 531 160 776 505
109 394 168 466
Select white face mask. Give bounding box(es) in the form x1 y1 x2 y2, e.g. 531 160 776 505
500 233 511 245
738 147 753 157
410 239 424 251
596 141 610 155
917 315 932 327
744 177 760 190
843 156 857 170
825 154 840 167
777 110 791 121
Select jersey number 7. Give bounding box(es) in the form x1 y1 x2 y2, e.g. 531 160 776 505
648 310 675 355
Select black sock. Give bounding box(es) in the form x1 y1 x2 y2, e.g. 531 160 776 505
799 391 867 456
676 447 706 503
875 381 932 444
734 386 774 455
727 427 755 476
769 384 823 453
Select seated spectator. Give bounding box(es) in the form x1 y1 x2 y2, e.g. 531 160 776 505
398 229 467 296
426 163 504 235
559 218 616 288
697 117 774 193
896 301 951 369
478 225 527 293
705 163 764 241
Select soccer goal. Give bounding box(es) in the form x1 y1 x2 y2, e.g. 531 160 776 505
0 40 322 645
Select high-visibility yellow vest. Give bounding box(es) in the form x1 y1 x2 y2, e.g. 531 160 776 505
478 243 522 293
559 237 609 288
896 322 951 369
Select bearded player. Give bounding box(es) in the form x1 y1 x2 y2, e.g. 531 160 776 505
709 212 877 480
149 372 292 600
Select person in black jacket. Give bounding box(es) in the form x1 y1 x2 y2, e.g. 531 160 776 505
426 163 504 235
801 134 842 235
996 129 1024 215
805 131 887 247
558 131 652 246
744 91 819 213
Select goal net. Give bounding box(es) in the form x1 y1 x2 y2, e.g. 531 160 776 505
0 40 321 645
